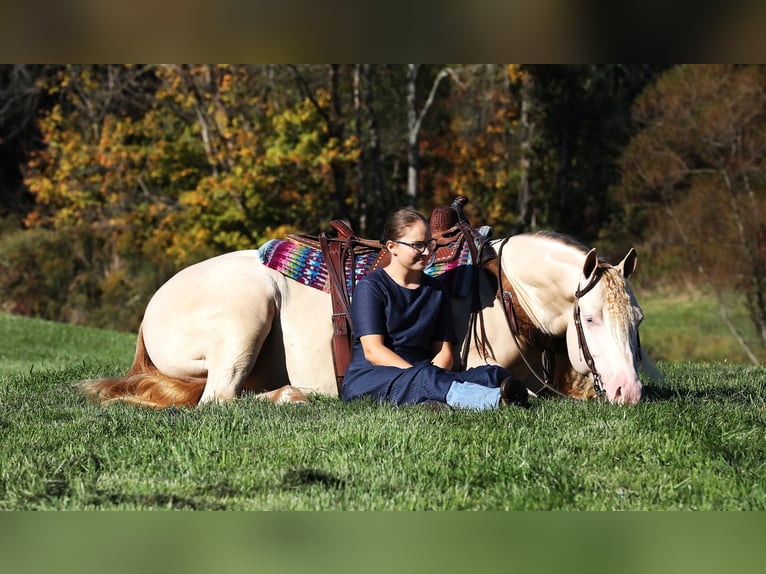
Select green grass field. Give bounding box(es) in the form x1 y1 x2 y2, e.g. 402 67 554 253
636 286 766 364
1 294 765 510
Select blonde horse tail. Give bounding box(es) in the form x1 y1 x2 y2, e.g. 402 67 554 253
79 323 204 409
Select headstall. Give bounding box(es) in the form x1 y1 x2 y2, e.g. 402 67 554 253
480 236 611 399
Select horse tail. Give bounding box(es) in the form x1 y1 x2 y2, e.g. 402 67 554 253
79 323 205 409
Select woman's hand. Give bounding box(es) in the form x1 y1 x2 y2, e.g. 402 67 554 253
430 340 454 370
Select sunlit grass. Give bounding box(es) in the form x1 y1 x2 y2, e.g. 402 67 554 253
0 313 134 377
636 287 765 364
1 313 765 510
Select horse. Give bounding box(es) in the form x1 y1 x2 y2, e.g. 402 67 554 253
80 229 651 408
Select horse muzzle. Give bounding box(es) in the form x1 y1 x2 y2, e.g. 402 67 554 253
605 377 643 405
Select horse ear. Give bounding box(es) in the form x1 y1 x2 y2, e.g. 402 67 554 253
583 248 598 279
617 248 637 279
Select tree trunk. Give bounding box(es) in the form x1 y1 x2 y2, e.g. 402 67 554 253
406 64 455 209
406 64 419 208
328 64 349 220
514 70 534 233
353 65 366 233
354 64 388 237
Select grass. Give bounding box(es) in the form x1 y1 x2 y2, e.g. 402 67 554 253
637 286 766 364
0 313 134 377
1 310 765 510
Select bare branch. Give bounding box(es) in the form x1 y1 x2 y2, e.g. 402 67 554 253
412 66 456 138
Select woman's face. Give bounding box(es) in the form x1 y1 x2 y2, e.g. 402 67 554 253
388 219 435 272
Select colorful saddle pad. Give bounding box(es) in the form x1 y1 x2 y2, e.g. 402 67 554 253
257 239 378 298
257 226 490 300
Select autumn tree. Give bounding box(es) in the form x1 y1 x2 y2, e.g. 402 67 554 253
4 63 671 331
20 64 359 329
427 64 529 234
617 64 766 362
404 64 458 208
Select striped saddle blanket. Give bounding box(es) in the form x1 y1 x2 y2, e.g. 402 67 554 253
257 228 489 300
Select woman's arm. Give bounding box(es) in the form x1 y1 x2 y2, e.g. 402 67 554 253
359 334 412 368
430 340 454 370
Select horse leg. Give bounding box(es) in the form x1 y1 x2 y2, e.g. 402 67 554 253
253 385 310 404
198 326 274 404
139 254 284 406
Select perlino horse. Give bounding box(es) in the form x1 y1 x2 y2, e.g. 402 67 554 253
80 230 651 408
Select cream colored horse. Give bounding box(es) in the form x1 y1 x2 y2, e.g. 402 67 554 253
80 232 651 408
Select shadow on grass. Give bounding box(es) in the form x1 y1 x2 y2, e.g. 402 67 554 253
86 491 223 510
530 381 764 406
280 468 345 490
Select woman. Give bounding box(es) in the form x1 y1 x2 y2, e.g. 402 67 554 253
340 208 528 410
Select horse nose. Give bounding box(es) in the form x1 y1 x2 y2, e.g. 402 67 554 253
614 382 642 405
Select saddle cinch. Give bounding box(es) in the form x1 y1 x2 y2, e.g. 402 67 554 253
286 196 481 394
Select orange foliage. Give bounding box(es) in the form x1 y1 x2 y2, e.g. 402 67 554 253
24 65 358 269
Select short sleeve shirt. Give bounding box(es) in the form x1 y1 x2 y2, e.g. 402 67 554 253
350 268 455 364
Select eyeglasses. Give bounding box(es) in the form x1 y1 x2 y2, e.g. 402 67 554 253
394 239 438 254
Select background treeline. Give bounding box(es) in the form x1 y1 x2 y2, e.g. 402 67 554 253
0 64 764 361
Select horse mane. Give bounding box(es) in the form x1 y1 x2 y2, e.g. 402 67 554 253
532 231 590 256
531 231 636 315
494 230 626 335
601 266 640 345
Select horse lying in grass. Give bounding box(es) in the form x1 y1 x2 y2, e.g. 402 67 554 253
80 228 652 408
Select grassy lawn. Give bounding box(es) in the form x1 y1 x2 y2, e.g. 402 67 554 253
636 287 765 364
1 309 765 510
0 313 134 377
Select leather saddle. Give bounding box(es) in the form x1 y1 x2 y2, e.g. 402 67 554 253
286 196 482 394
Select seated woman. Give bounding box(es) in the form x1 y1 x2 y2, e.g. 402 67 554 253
340 208 528 410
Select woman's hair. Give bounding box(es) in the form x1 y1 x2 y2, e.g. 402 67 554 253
381 208 429 244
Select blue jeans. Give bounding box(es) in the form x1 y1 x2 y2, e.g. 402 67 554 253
342 358 509 407
446 381 502 410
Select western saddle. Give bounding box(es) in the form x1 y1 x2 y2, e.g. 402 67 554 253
287 196 482 394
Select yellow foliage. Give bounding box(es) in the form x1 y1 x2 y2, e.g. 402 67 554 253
24 64 361 269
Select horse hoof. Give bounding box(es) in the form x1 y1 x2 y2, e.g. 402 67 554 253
271 386 310 404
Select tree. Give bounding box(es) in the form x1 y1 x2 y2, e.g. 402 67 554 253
617 64 766 362
405 64 455 207
429 64 528 233
20 65 359 328
0 65 58 216
352 64 384 236
525 65 669 243
6 64 675 331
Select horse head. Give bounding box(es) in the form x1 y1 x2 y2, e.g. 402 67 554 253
565 248 644 405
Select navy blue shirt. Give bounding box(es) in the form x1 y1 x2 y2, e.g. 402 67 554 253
350 268 455 364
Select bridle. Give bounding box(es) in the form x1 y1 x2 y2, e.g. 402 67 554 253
571 259 643 399
443 199 640 400
572 266 607 398
473 235 617 400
